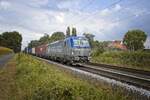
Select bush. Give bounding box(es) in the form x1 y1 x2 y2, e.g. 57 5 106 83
91 48 105 56
92 51 150 71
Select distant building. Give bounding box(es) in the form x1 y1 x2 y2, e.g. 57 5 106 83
108 40 127 50
144 37 150 49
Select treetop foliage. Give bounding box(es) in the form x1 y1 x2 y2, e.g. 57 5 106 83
28 32 65 48
123 29 147 51
83 33 95 48
66 26 71 37
72 27 77 36
39 33 49 45
66 26 77 37
50 32 65 42
28 26 78 48
0 31 22 53
28 40 40 48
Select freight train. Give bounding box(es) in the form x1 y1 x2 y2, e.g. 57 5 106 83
25 36 91 64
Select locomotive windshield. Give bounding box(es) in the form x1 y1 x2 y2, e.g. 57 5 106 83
73 38 90 48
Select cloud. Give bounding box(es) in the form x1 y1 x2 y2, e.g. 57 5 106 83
28 0 49 7
100 8 110 16
100 4 122 16
57 0 79 9
55 12 64 23
0 0 11 10
0 0 150 49
114 4 121 11
0 0 128 47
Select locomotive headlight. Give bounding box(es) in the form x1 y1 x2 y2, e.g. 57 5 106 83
72 51 74 55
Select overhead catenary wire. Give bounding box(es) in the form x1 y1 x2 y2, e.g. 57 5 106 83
52 0 147 36
51 0 124 32
80 0 94 11
68 0 125 40
73 0 146 26
98 0 141 17
96 11 150 41
74 0 149 35
73 0 124 26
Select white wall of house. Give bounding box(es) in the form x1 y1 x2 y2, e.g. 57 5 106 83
144 36 150 49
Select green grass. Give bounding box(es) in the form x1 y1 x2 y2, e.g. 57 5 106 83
92 51 150 71
0 46 13 57
0 53 131 100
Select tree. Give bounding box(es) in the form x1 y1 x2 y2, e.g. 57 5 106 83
39 33 50 44
0 35 4 46
83 33 95 41
50 32 65 42
72 27 77 36
123 29 147 51
28 32 65 48
83 33 95 48
66 26 71 37
28 40 39 48
0 31 22 52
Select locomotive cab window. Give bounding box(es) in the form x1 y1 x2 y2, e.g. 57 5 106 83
73 38 90 48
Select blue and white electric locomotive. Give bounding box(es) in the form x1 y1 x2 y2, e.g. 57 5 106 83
46 36 91 64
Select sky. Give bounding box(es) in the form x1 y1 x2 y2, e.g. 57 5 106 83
0 0 150 49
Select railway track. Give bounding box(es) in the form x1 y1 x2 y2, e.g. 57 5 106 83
77 63 150 91
36 56 150 91
88 62 150 76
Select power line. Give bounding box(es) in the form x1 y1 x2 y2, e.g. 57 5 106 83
74 0 148 33
97 11 150 39
51 0 95 32
80 0 94 11
51 0 124 32
99 0 141 17
101 0 123 9
73 0 124 26
108 0 149 25
71 0 144 29
52 0 146 34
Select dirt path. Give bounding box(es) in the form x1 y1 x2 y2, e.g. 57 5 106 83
0 53 14 67
0 55 17 100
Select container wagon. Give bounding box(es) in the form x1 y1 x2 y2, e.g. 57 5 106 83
35 44 47 57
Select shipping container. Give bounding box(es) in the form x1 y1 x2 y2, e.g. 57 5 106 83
32 48 35 54
28 48 32 54
35 44 47 57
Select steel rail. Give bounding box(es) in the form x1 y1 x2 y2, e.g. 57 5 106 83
87 62 150 76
